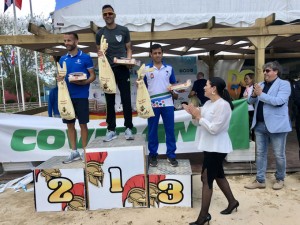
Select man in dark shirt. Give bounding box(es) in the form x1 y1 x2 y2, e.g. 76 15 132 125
188 72 209 106
96 4 134 142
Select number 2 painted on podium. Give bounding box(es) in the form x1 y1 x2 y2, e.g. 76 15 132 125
47 177 73 203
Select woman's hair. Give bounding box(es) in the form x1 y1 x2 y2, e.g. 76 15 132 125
245 73 254 80
209 77 234 110
245 73 255 86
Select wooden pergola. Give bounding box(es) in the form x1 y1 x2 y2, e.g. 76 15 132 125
1 13 300 82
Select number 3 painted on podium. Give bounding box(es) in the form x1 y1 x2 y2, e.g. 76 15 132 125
157 179 184 204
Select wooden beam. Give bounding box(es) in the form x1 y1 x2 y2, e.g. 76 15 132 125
254 13 275 27
203 50 216 79
180 39 200 56
151 18 155 32
248 36 276 49
248 35 276 82
150 18 155 47
207 16 215 29
130 25 300 41
1 24 300 47
211 52 300 60
90 21 99 34
181 17 215 55
0 33 95 45
28 22 50 35
224 39 238 45
265 13 276 26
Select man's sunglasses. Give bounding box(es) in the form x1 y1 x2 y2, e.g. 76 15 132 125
263 69 272 73
103 12 114 17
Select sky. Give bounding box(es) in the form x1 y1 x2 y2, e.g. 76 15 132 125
1 0 56 18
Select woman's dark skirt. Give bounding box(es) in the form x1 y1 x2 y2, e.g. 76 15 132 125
202 151 227 189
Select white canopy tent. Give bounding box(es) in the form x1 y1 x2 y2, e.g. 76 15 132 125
52 0 300 33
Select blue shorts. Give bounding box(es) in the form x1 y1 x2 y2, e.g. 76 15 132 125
63 98 89 124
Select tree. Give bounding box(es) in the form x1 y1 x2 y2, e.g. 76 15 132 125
0 14 56 103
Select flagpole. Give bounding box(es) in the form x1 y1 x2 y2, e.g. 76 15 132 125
1 63 6 112
13 66 20 110
0 47 5 111
43 83 45 102
13 0 25 111
29 0 42 107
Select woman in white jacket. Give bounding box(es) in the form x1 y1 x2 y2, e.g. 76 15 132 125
183 77 239 225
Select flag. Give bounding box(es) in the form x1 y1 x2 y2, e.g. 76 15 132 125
4 0 22 13
11 48 15 66
39 54 44 72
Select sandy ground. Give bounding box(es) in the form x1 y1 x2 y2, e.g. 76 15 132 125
0 172 300 225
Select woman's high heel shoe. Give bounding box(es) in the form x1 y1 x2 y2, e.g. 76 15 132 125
220 201 239 215
189 213 211 225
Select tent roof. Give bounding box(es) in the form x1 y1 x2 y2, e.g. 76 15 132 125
1 0 300 58
48 0 300 57
52 0 300 32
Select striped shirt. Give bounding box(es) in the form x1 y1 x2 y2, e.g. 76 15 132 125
144 62 176 107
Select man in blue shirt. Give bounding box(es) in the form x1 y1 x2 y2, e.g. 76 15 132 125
48 86 60 118
57 32 96 164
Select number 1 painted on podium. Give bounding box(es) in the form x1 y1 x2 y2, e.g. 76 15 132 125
109 167 123 193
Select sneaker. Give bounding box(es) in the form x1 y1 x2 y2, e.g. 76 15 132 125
125 128 134 140
149 156 158 167
244 180 266 189
63 151 80 164
80 151 85 162
103 130 117 142
273 180 284 190
167 157 178 167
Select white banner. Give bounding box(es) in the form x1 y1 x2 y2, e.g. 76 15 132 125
0 111 198 162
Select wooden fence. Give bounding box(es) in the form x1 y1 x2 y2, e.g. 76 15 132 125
0 102 48 113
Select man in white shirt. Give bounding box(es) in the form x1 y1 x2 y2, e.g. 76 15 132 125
144 44 178 167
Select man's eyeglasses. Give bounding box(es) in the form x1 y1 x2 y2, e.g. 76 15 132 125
263 69 272 73
103 12 114 17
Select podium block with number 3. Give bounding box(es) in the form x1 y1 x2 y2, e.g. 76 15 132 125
148 159 192 208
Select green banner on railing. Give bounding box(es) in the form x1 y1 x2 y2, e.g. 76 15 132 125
229 98 250 150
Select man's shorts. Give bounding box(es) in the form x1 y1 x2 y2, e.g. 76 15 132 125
62 98 89 124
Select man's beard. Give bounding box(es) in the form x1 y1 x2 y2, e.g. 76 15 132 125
67 44 76 51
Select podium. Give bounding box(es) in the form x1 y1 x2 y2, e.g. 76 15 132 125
148 159 192 208
34 156 86 212
33 134 193 211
